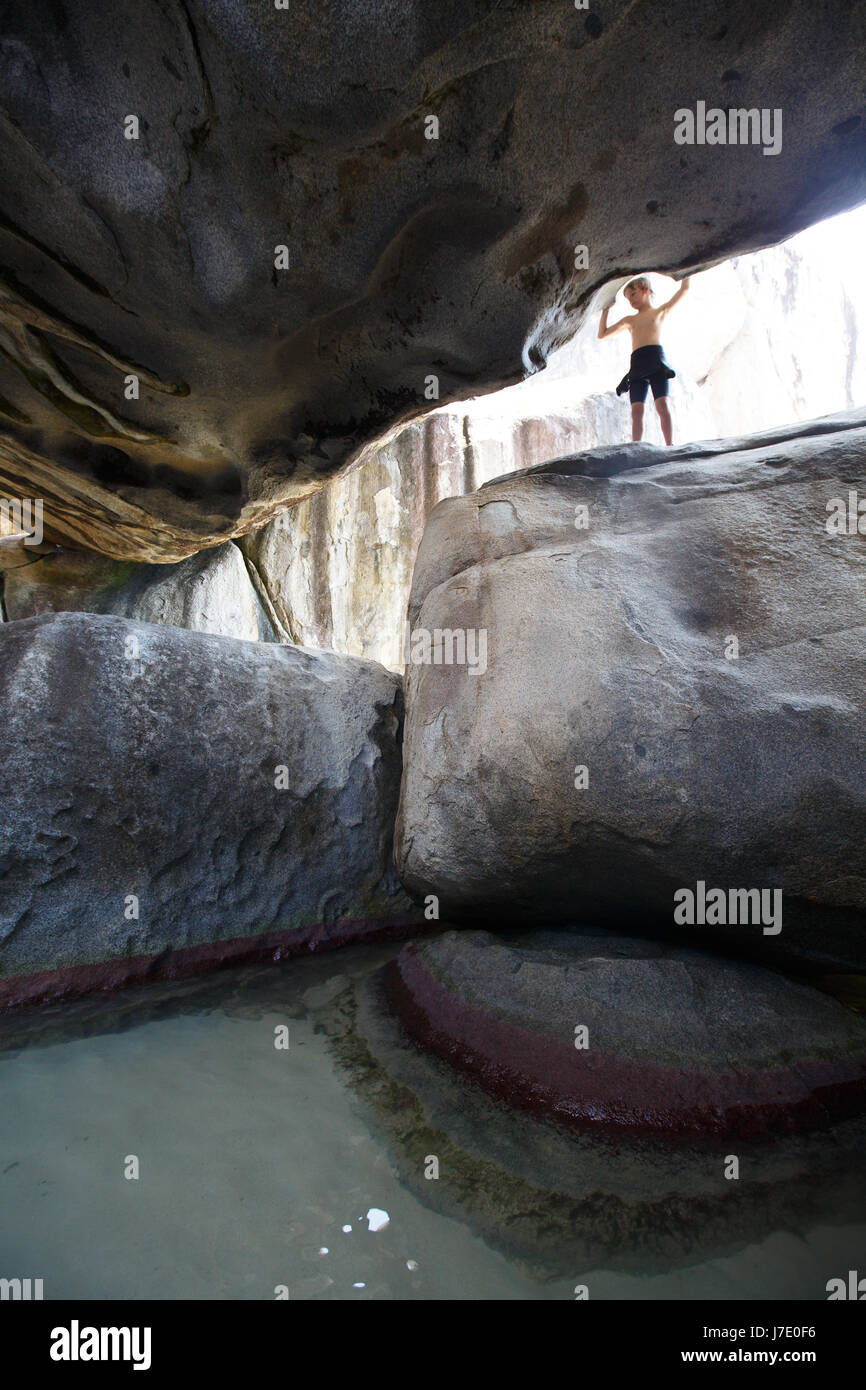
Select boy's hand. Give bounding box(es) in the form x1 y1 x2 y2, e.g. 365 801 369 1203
596 276 629 311
659 276 691 315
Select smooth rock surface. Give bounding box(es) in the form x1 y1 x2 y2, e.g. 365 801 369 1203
396 408 866 972
0 612 418 1005
1 1 865 559
386 930 866 1139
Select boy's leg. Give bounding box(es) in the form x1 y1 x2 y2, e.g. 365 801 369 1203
650 375 673 445
654 397 672 445
629 378 648 441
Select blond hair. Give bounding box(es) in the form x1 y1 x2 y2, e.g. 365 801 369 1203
625 275 653 299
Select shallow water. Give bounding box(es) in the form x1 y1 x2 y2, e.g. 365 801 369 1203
0 940 862 1300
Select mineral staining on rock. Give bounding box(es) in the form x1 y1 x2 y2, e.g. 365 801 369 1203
395 408 866 974
385 931 866 1139
0 611 420 1006
321 931 866 1279
369 404 866 1271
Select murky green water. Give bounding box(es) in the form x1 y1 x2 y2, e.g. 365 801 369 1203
0 940 862 1300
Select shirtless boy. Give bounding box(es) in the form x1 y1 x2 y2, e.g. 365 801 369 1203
598 275 690 444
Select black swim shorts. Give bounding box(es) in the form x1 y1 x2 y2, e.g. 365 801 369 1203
616 345 676 404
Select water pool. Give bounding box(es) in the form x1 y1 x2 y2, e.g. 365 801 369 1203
1 940 862 1301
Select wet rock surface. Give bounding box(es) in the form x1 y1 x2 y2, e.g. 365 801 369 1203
1 936 860 1295
321 930 866 1278
2 1 866 559
385 930 866 1139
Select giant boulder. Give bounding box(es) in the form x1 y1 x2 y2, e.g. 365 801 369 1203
395 407 866 973
0 612 418 1006
386 930 866 1138
322 931 866 1279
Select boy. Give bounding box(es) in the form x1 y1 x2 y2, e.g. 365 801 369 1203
598 275 690 444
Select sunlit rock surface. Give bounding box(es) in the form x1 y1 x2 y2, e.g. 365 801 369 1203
234 236 866 669
395 407 866 973
0 612 418 1005
1 1 866 559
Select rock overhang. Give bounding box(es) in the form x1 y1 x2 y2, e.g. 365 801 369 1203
1 0 865 559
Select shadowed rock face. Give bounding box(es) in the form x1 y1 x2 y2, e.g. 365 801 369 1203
1 0 865 560
1 539 277 639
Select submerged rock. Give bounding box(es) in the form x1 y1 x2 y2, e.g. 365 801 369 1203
0 612 419 1006
386 930 866 1139
396 408 866 972
322 930 866 1279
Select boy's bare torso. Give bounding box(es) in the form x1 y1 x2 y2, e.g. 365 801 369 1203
622 304 665 349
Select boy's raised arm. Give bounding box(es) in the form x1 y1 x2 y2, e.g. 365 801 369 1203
598 307 630 339
659 276 691 315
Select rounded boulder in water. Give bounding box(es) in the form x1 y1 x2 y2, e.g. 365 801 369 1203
385 929 866 1140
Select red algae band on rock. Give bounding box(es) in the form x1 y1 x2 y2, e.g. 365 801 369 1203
384 931 866 1141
